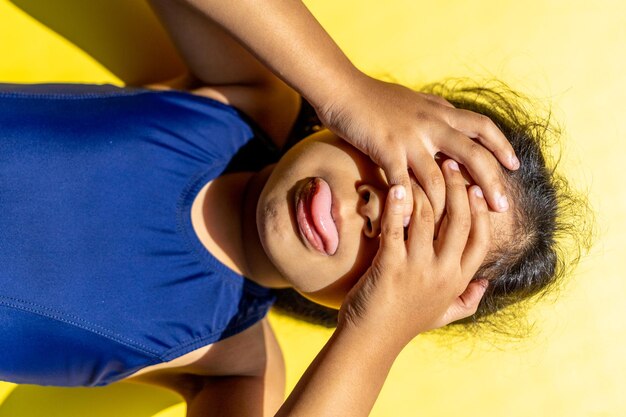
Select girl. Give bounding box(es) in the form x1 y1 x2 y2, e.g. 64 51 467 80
0 1 581 416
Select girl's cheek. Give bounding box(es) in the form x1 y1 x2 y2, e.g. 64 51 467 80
341 235 378 281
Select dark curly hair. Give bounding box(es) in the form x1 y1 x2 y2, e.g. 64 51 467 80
270 80 593 338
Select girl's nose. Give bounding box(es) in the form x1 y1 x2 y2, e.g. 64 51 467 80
357 184 386 238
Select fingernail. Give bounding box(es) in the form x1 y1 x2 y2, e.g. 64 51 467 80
473 186 484 198
498 194 509 211
510 155 520 169
403 216 410 227
393 185 406 200
479 279 489 289
448 160 460 171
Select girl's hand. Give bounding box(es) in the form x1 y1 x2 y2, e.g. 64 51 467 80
317 74 518 227
339 159 491 349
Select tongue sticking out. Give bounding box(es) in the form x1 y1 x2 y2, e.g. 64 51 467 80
307 178 339 255
310 178 339 255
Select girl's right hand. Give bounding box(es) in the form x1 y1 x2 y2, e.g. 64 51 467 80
339 159 491 350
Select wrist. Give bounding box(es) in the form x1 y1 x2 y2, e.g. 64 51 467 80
335 317 410 359
307 64 368 116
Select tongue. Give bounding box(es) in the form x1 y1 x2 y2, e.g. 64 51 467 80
310 178 339 255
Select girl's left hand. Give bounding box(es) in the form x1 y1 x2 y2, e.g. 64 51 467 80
315 74 519 226
339 159 491 348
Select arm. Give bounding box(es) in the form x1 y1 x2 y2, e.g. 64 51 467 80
148 0 301 148
275 323 398 417
180 318 397 417
160 0 519 223
276 163 491 416
168 0 356 109
184 163 490 417
185 319 286 417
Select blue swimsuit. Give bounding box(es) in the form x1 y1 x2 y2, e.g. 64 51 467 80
0 84 276 387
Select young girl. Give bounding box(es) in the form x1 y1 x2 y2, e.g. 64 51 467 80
0 1 582 416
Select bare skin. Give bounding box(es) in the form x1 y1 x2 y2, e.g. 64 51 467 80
120 1 516 416
125 137 501 416
167 0 519 226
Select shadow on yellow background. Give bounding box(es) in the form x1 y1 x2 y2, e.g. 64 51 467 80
0 383 180 417
1 1 187 415
8 0 184 84
1 0 625 416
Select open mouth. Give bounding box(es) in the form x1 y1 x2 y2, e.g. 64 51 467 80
295 177 339 255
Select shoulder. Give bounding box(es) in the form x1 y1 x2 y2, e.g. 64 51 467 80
147 72 301 150
125 318 285 401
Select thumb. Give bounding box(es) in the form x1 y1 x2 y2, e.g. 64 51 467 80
445 279 489 324
376 184 409 263
380 156 413 227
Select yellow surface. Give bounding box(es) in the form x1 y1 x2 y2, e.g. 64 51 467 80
0 0 624 416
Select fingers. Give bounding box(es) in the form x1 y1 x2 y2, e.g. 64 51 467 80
445 279 489 323
437 129 510 213
378 153 414 227
460 185 491 276
407 149 445 225
420 92 455 108
406 182 435 258
447 108 519 171
377 185 409 263
436 159 471 260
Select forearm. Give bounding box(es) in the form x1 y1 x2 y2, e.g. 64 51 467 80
275 324 403 417
178 0 362 107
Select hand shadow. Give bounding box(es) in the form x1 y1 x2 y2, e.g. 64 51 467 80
9 0 186 85
0 383 182 417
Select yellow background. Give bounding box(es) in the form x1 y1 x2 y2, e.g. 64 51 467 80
0 0 624 416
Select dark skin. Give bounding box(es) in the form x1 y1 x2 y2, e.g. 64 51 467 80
159 0 518 224
122 1 504 415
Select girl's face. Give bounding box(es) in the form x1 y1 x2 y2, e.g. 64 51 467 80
256 130 388 308
256 130 515 309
